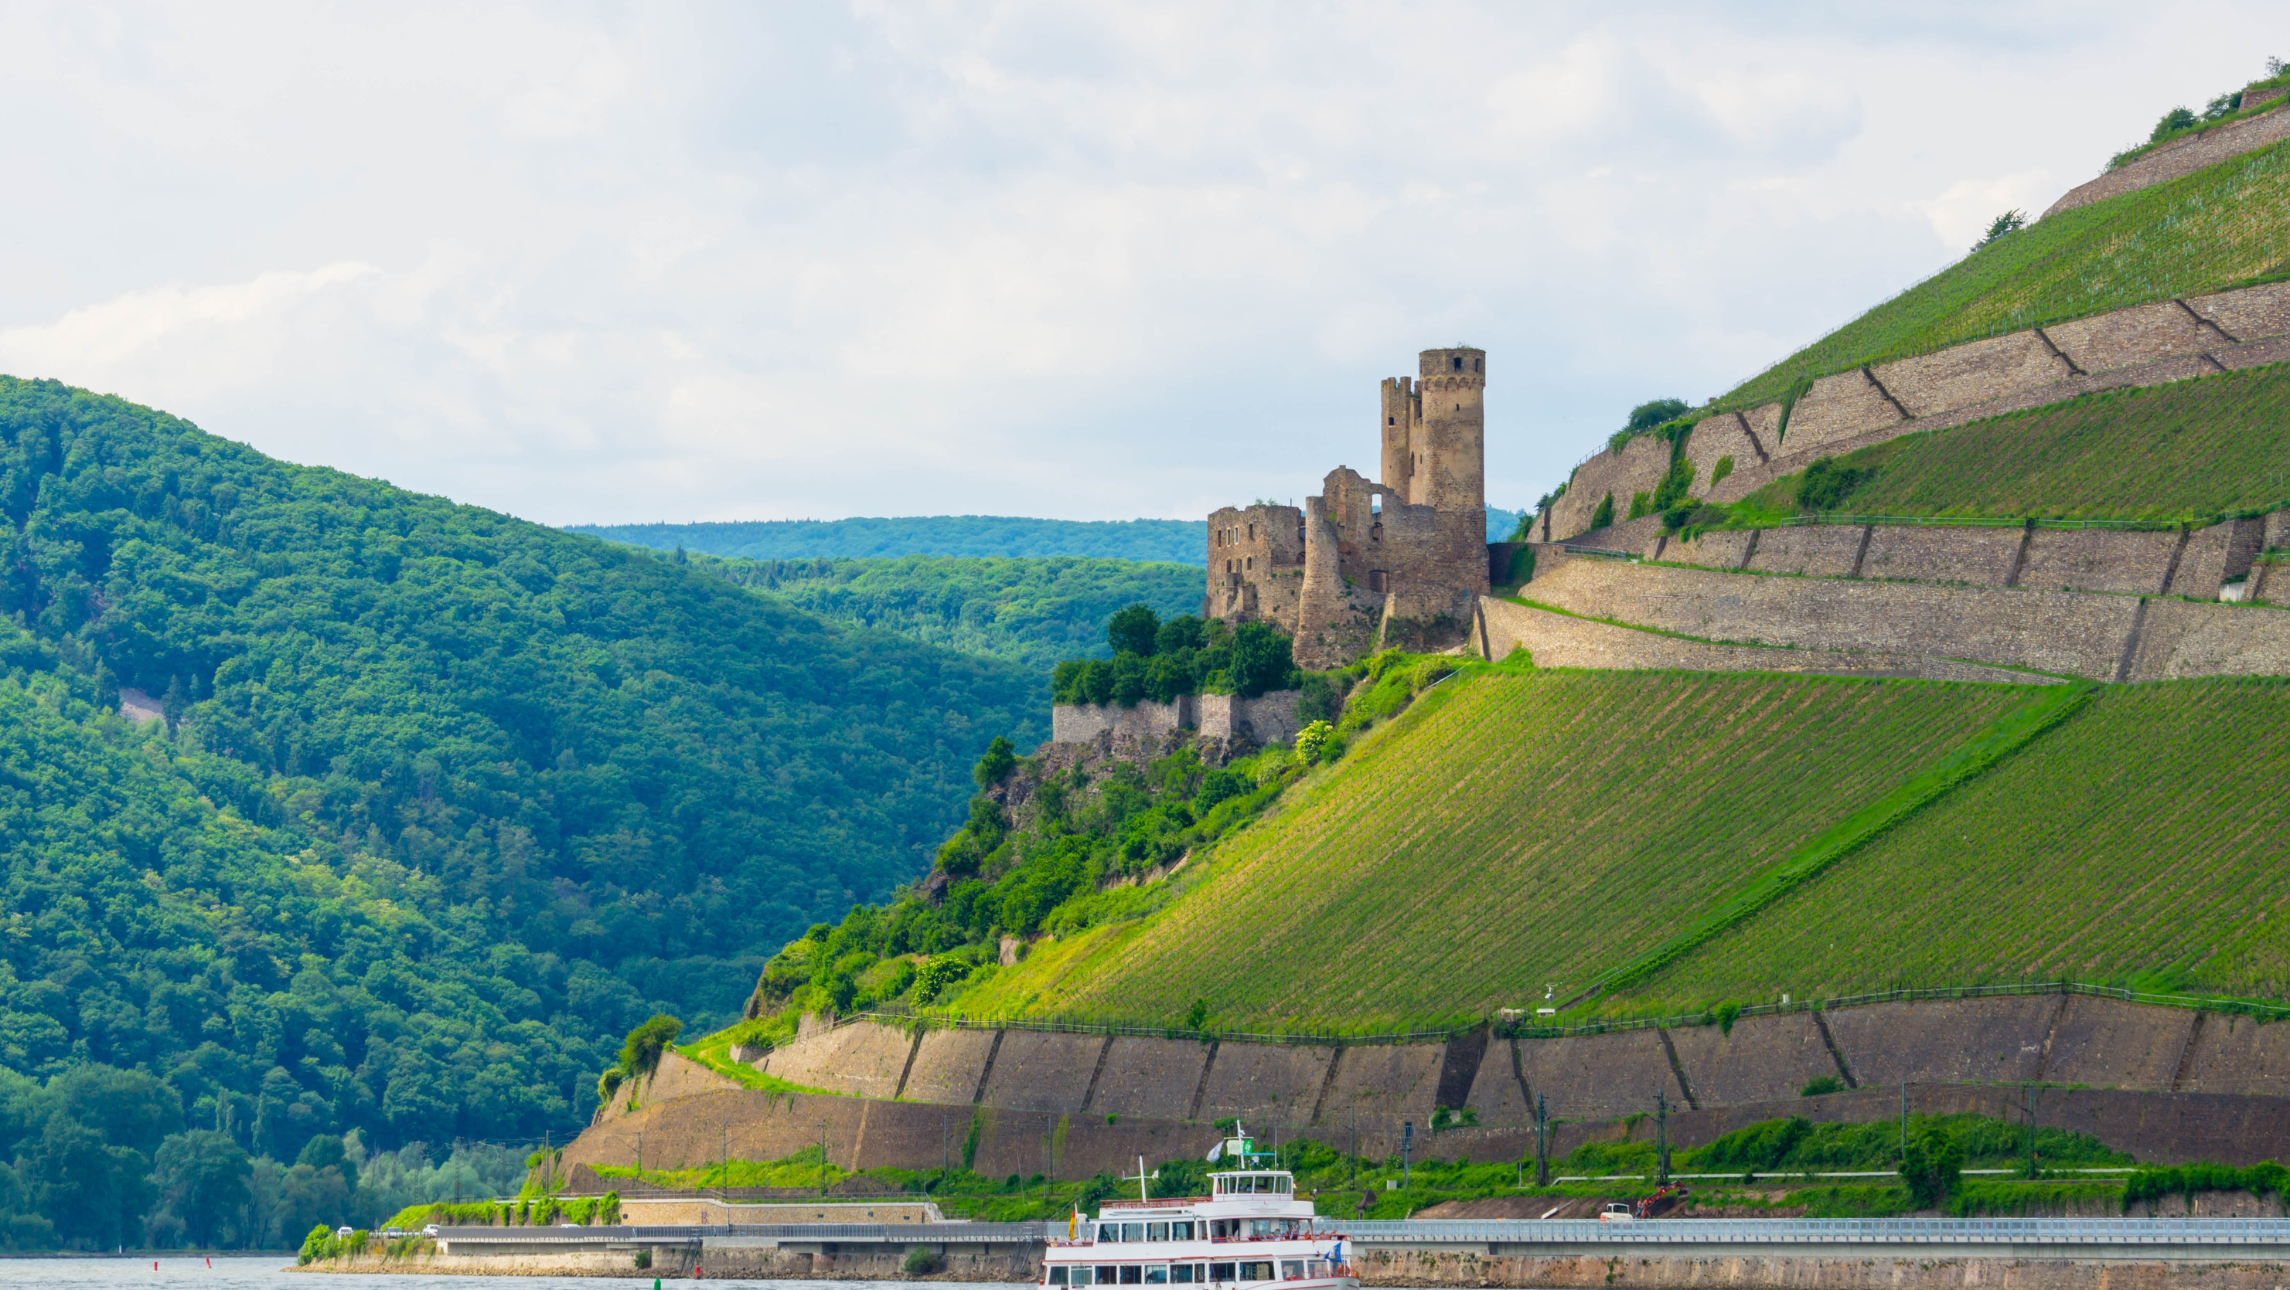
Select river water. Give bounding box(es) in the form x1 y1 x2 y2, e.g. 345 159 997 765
0 1262 1031 1290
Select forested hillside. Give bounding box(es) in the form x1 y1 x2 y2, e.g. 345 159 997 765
677 553 1203 671
575 509 1526 565
0 375 1044 1242
570 516 1209 563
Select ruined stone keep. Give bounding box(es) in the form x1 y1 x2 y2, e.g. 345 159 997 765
1206 347 1492 667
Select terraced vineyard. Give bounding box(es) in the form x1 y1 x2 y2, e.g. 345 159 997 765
1736 361 2290 520
1722 140 2290 410
1630 679 2290 1007
954 671 2026 1030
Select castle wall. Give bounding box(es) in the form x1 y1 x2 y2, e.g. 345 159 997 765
2044 100 2290 217
1198 691 1302 748
1051 699 1193 749
1207 503 1306 631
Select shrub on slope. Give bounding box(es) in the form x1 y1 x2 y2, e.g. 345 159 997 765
1735 361 2290 521
952 671 2023 1031
1723 141 2290 411
0 376 1039 1153
1629 679 2290 1007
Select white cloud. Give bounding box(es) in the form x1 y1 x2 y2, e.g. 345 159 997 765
0 1 2278 525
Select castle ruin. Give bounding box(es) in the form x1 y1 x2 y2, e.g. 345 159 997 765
1207 347 1492 667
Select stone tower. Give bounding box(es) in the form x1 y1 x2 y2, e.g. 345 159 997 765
1379 375 1420 502
1411 347 1485 513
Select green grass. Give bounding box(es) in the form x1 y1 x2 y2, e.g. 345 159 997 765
1735 362 2290 522
956 671 2026 1030
1628 679 2290 1007
1721 141 2290 411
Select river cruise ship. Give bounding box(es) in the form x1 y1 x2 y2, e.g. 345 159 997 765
1043 1128 1356 1290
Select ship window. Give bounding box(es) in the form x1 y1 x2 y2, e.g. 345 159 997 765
1122 1223 1145 1243
1097 1268 1118 1286
1172 1267 1195 1285
1278 1177 1292 1194
1239 1263 1274 1283
1146 1267 1170 1285
1282 1262 1305 1281
1170 1222 1193 1240
1050 1268 1070 1286
1308 1261 1330 1278
1120 1267 1143 1285
1209 1265 1236 1283
1147 1223 1169 1242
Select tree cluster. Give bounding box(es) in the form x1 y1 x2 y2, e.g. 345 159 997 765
1049 606 1299 707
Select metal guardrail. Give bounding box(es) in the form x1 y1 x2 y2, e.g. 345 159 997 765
1778 513 2179 532
1314 1217 2290 1247
773 980 2290 1056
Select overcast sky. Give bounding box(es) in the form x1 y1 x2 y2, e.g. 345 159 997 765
0 3 2279 527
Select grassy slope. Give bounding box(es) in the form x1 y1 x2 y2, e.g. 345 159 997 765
1627 679 2290 1007
953 670 2024 1030
1721 140 2290 410
1736 360 2290 521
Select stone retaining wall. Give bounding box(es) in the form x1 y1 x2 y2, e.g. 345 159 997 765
1541 277 2290 544
1521 551 2290 682
2046 102 2290 217
1476 597 2052 684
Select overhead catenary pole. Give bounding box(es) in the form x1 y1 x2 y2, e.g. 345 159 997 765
1654 1090 1669 1186
1534 1092 1550 1187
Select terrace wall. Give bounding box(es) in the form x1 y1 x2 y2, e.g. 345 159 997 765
1538 279 2290 540
758 1021 916 1100
1476 595 2052 685
2044 101 2290 217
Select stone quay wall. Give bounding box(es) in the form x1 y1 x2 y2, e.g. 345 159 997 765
1539 278 2290 544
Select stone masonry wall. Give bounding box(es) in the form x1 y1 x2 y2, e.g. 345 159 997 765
1478 595 2054 685
2045 101 2290 217
1541 279 2290 541
1198 691 1303 747
1525 554 2140 679
1051 699 1192 750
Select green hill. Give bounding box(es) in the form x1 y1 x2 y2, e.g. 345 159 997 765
573 509 1527 566
1737 360 2290 521
1721 139 2290 410
0 376 1040 1167
568 516 1209 563
679 553 1204 671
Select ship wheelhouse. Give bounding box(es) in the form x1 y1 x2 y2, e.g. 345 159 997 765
1042 1127 1355 1290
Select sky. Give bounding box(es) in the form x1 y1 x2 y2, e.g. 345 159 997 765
0 2 2280 528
